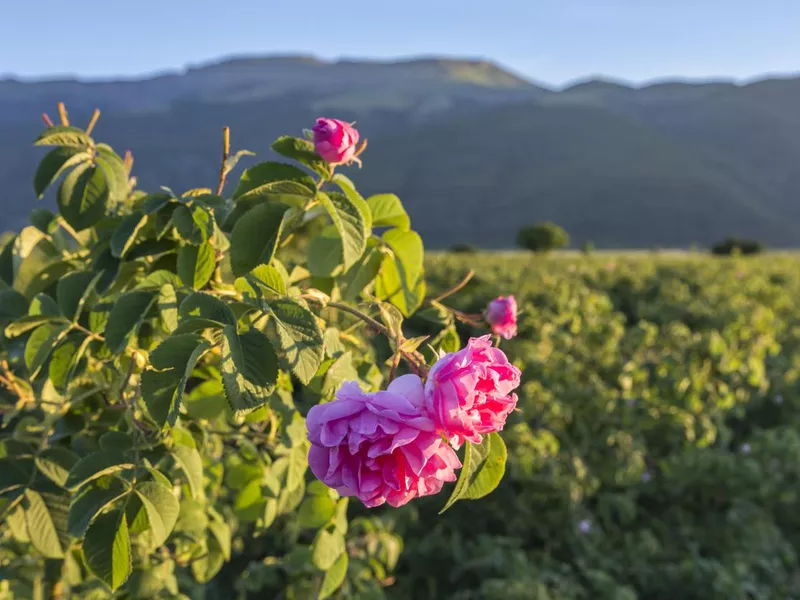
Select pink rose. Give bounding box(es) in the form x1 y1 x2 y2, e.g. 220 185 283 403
425 336 521 448
485 295 518 340
312 118 360 164
306 375 461 508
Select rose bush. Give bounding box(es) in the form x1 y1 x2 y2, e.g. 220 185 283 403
0 104 518 599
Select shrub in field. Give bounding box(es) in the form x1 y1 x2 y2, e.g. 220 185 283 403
0 108 518 598
711 237 764 255
517 222 569 253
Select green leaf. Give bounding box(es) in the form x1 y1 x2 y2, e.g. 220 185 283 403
95 147 130 204
233 479 266 522
367 193 410 230
311 529 346 570
104 291 157 354
232 162 317 204
223 149 256 178
0 459 34 493
35 447 79 487
49 334 92 391
65 452 135 491
158 283 179 333
134 482 179 548
34 126 93 148
318 192 367 271
297 494 336 530
238 264 287 296
57 271 99 321
99 432 134 452
178 292 236 329
439 433 507 513
177 242 216 290
172 205 213 245
30 207 57 232
83 509 132 591
340 246 384 302
185 380 227 420
24 489 69 559
172 445 205 501
141 334 211 428
34 147 91 199
308 233 343 278
24 322 69 377
30 293 61 317
110 211 147 258
57 163 109 231
67 477 129 537
220 325 279 412
376 229 426 317
191 534 226 584
5 315 66 338
383 228 424 287
208 517 232 561
332 173 372 232
319 552 349 599
271 136 332 179
268 298 324 385
229 202 289 277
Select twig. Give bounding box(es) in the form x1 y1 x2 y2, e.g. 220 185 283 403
85 109 101 135
430 270 474 303
57 102 69 126
216 127 231 196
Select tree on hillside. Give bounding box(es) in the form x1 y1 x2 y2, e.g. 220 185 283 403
517 222 570 253
711 237 764 256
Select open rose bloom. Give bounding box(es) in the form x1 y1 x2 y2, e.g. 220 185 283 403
485 295 518 339
424 336 521 448
306 375 461 508
312 118 360 164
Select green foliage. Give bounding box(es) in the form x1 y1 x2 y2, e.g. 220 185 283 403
386 252 800 599
0 113 495 599
517 221 570 253
711 237 764 255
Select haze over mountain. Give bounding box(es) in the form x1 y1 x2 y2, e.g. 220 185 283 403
2 54 800 248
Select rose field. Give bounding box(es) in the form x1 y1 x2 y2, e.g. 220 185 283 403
2 112 800 599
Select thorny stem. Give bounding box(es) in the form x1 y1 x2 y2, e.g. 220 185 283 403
216 127 231 196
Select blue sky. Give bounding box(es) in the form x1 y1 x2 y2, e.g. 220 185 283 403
2 0 799 86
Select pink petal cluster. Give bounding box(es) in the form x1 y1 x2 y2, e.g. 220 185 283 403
312 118 360 164
424 336 521 448
306 375 461 508
485 295 518 339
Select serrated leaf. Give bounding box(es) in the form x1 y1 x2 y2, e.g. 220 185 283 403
57 163 109 231
340 246 383 302
332 173 372 232
25 489 69 559
172 445 204 501
24 322 69 378
134 482 179 547
319 552 348 599
34 147 91 199
57 271 100 321
311 529 345 570
268 298 324 385
177 242 216 290
220 325 279 412
65 452 135 491
308 233 343 278
95 147 130 205
141 334 211 428
232 161 316 204
34 126 93 148
104 291 157 354
172 205 213 245
110 211 147 258
376 231 426 317
83 509 132 591
158 283 178 333
35 447 79 488
367 193 410 230
440 432 507 513
271 136 332 179
178 292 236 328
230 202 289 277
318 192 367 271
238 264 287 296
67 477 129 537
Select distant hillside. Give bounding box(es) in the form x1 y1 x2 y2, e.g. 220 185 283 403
2 54 800 248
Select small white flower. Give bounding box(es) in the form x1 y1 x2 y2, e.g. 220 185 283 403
578 519 592 534
740 443 751 454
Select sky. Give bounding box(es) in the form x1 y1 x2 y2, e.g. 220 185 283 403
2 0 799 86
